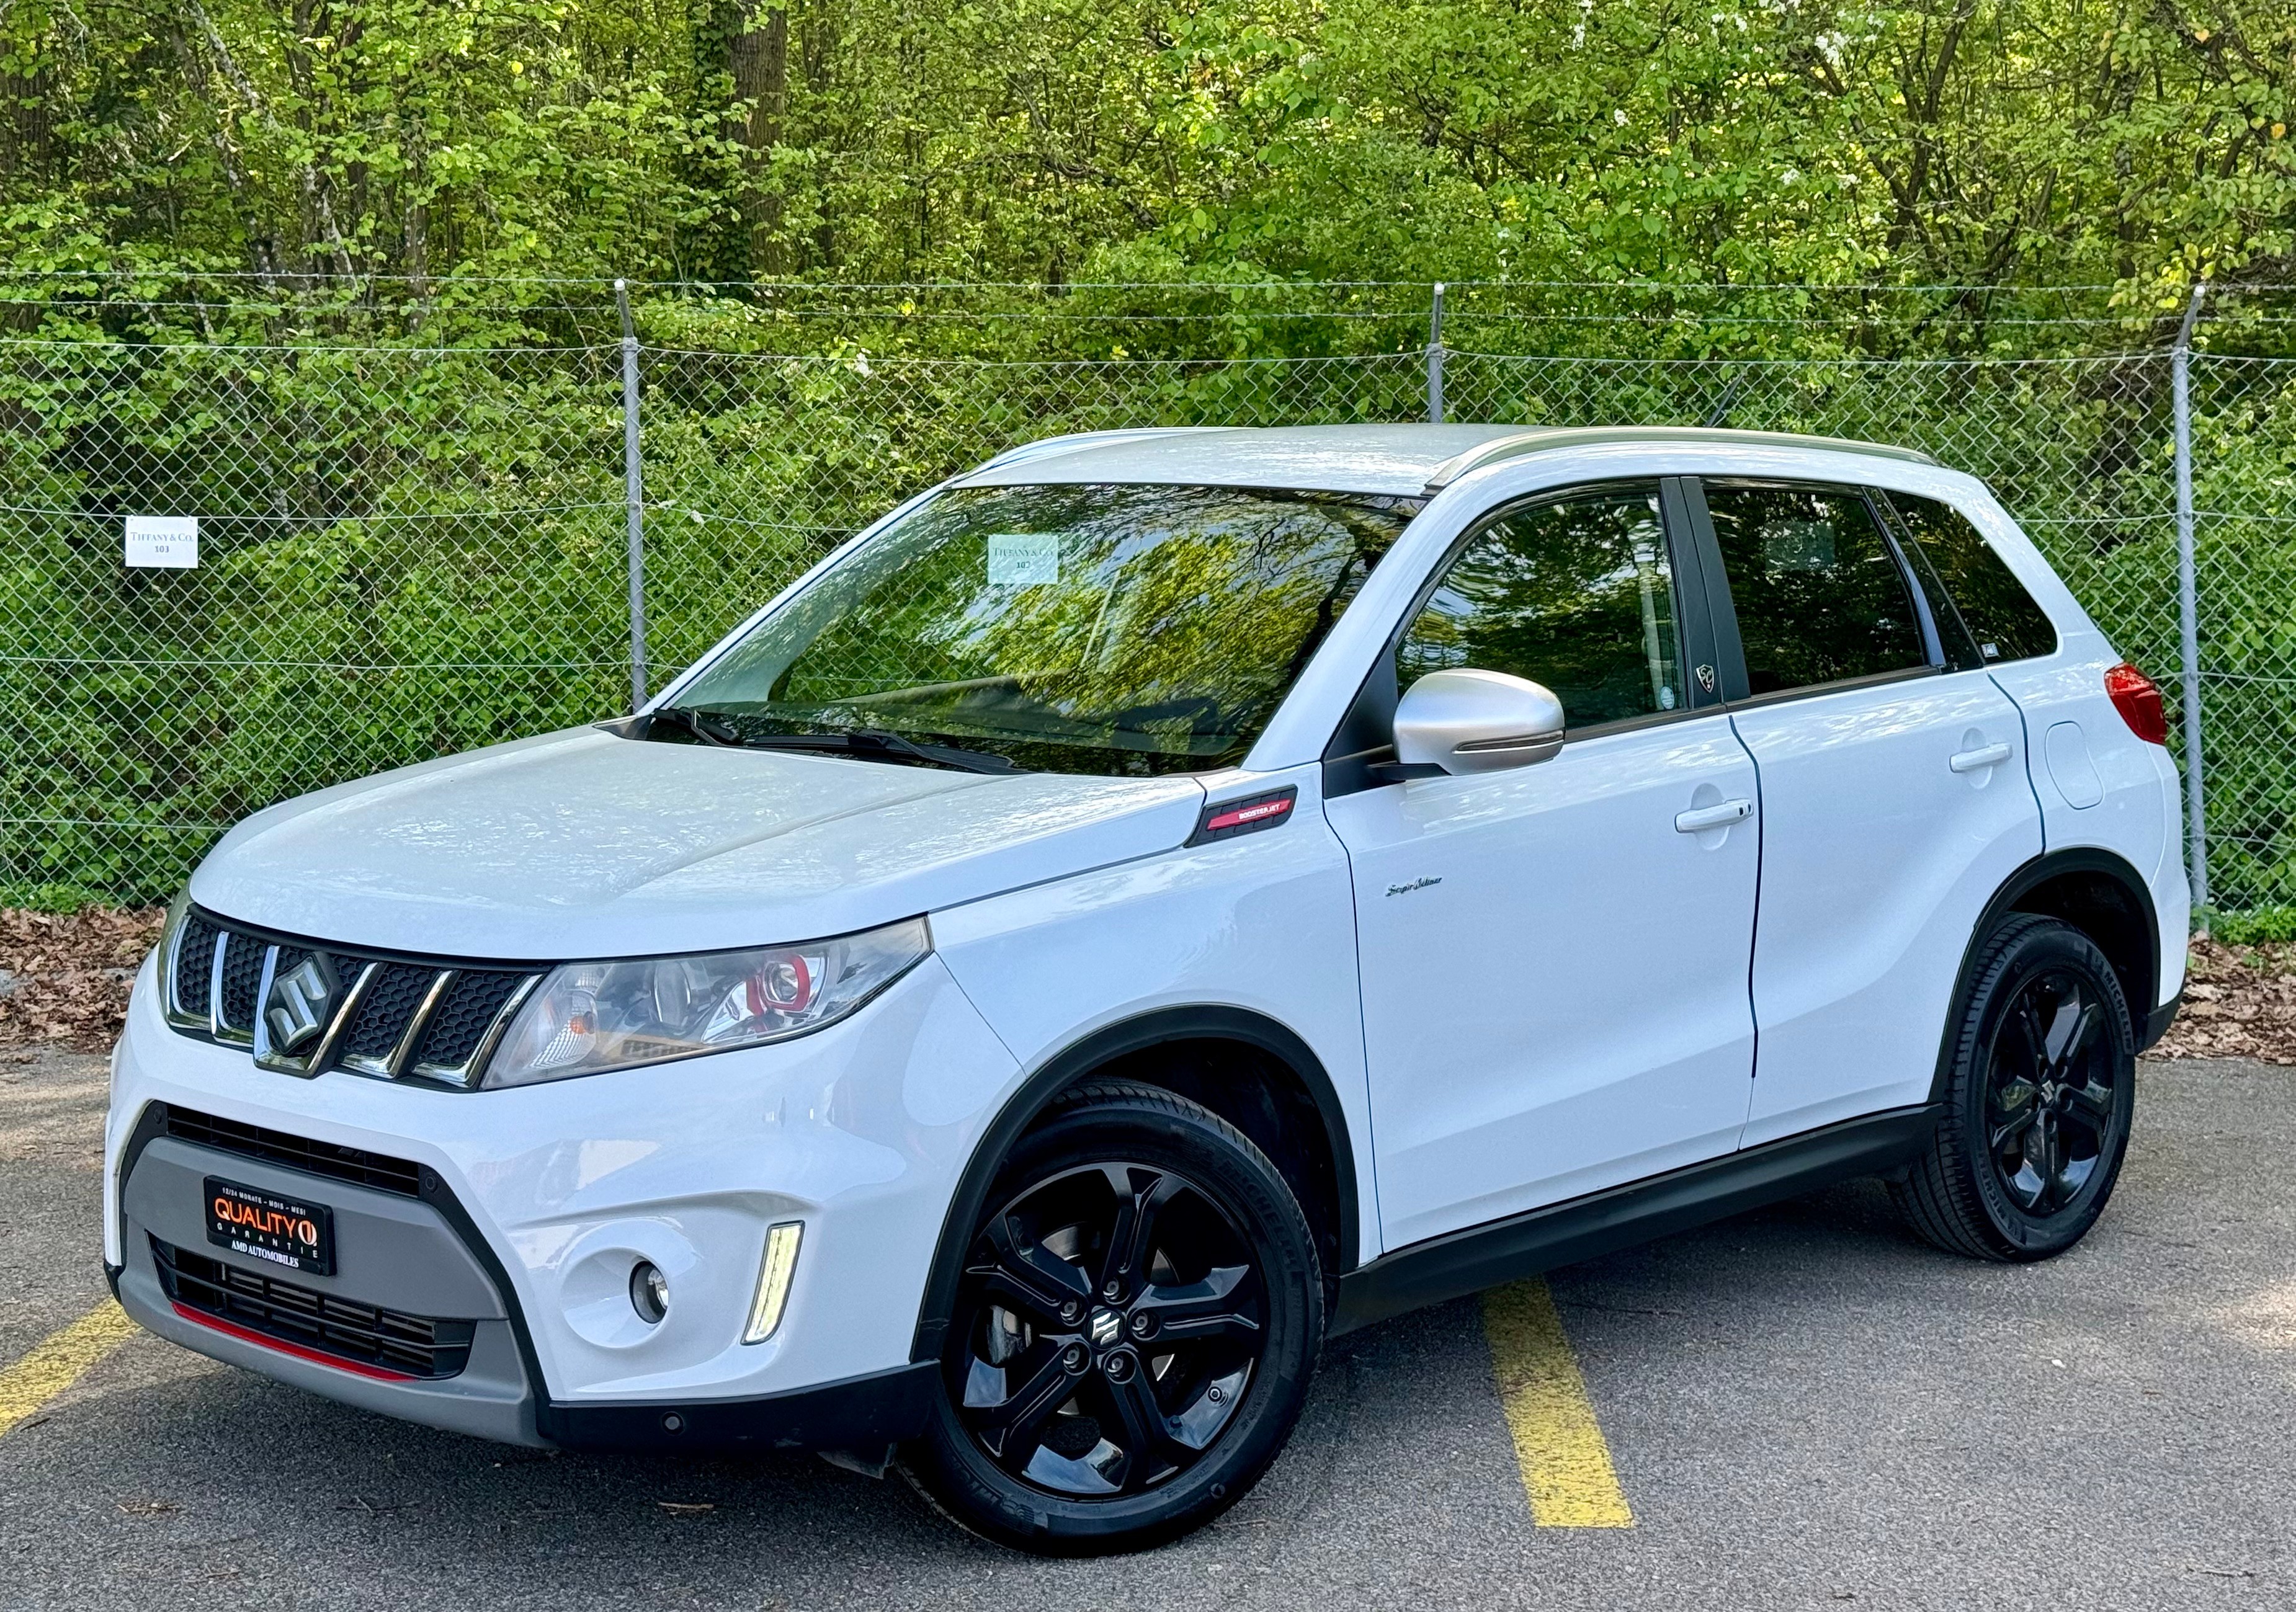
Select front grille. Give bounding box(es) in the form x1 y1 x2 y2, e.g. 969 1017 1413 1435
217 932 266 1033
153 1236 475 1379
164 908 542 1087
172 915 220 1012
417 972 525 1067
163 1105 424 1197
344 964 436 1061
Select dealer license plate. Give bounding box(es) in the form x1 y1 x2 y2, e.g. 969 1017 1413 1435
203 1176 336 1276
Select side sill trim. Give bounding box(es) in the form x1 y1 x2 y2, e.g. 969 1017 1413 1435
1328 1105 1940 1337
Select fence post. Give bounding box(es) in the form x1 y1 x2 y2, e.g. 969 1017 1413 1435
617 278 649 711
1426 282 1446 424
2173 279 2210 921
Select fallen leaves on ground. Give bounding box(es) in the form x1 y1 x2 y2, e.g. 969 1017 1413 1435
2150 938 2296 1066
0 906 164 1050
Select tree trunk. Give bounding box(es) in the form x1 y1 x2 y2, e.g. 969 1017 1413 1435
730 4 788 275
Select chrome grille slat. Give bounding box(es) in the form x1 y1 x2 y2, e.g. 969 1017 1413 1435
385 971 458 1077
207 930 241 1046
308 961 378 1073
215 930 267 1036
249 943 283 1058
452 973 542 1087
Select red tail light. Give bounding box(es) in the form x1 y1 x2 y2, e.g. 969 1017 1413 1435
2104 663 2168 746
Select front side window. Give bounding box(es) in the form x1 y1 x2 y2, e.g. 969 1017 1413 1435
666 483 1421 775
1704 483 1927 695
1882 491 2058 665
1398 484 1682 729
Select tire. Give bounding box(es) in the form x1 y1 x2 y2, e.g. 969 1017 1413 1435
1893 914 2137 1262
900 1080 1324 1554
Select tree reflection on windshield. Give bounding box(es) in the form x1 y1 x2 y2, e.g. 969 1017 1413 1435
671 483 1424 775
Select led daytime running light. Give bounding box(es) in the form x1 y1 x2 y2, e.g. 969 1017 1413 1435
743 1221 804 1344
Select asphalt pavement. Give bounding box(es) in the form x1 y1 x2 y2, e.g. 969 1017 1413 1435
3 1043 2292 1610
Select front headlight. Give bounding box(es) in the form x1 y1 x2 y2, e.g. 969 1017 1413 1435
484 916 931 1088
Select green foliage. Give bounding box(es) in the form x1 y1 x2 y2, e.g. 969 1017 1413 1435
2210 906 2296 944
0 881 122 914
2 2 2290 293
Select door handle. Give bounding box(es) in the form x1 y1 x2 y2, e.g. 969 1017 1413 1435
1950 742 2014 773
1674 798 1753 834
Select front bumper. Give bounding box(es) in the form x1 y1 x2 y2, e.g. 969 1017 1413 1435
105 948 1021 1449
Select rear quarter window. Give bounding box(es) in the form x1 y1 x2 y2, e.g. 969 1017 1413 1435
1882 491 2059 665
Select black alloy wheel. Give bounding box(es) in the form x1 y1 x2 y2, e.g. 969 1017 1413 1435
903 1082 1322 1554
1895 914 2137 1261
1983 966 2119 1216
953 1160 1264 1497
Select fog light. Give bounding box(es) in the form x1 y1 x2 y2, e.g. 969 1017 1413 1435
742 1222 803 1344
630 1260 669 1325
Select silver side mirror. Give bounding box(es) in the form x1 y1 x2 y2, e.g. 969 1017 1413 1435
1393 669 1566 774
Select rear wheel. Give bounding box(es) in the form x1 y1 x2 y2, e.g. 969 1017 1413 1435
1895 914 2137 1260
902 1082 1323 1554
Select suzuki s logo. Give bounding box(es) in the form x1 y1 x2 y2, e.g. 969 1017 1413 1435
1090 1308 1122 1347
264 954 341 1054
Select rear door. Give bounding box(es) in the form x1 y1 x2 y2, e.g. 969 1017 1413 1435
1881 488 2173 897
1326 481 1761 1249
1691 479 2044 1145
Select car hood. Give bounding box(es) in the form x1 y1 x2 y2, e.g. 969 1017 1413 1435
189 726 1207 960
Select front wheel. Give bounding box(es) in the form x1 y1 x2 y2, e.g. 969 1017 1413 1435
901 1082 1323 1554
1895 914 2137 1261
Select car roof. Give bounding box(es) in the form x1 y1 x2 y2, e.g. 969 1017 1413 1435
952 424 1941 497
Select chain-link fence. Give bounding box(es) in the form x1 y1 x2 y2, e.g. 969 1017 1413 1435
4 283 2290 920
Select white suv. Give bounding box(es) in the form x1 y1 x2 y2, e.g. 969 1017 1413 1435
105 425 2187 1553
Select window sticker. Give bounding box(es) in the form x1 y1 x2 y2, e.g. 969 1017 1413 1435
986 532 1061 586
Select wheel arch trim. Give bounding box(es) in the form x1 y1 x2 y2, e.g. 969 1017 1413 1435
908 1004 1362 1363
1930 845 2163 1106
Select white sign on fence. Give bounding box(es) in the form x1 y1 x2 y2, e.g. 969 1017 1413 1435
125 515 200 569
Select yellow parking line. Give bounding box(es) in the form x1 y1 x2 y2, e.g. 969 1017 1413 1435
1481 1278 1634 1527
0 1299 140 1440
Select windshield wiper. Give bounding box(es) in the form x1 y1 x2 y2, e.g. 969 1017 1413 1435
842 726 1024 775
648 705 742 747
653 708 1021 775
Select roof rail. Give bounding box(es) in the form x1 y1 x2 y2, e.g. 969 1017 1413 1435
1423 426 1941 491
960 427 1231 480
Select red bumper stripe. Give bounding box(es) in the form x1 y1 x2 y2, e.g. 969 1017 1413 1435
170 1302 418 1383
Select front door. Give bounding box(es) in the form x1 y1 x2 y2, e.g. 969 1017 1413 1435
1325 483 1762 1251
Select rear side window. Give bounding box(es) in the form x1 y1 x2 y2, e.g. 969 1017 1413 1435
1882 491 2058 664
1702 483 1927 695
1398 484 1682 728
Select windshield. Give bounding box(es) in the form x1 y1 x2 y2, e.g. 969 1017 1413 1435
664 483 1423 775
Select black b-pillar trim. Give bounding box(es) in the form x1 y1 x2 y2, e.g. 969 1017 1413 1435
1673 476 1751 703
